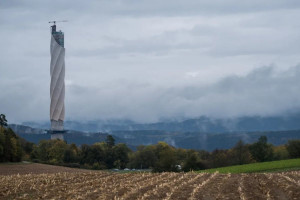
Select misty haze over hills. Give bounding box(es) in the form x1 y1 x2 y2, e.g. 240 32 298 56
9 112 300 151
21 112 300 133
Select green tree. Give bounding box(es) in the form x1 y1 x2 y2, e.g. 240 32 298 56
48 140 68 163
182 150 205 172
0 114 7 162
0 130 5 162
104 145 115 168
79 144 92 165
128 145 157 169
273 145 289 160
232 140 253 165
91 143 106 165
286 140 300 158
79 142 107 168
209 149 232 168
175 148 188 167
0 114 8 128
15 138 23 162
106 135 115 148
249 136 274 162
36 140 52 161
20 138 35 159
2 128 22 162
63 144 79 163
198 150 210 160
153 142 178 172
113 143 131 169
63 149 75 163
34 140 78 164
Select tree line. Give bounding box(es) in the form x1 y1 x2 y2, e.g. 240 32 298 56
1 114 300 171
0 114 28 162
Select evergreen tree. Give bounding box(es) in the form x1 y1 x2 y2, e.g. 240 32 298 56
249 136 274 162
0 114 7 128
106 135 115 148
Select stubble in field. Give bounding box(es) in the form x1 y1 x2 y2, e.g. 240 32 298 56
0 164 299 200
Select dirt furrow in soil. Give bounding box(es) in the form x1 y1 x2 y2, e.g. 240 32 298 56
188 172 218 200
120 172 179 200
214 173 241 200
166 173 211 200
89 173 161 200
0 170 299 200
257 173 291 200
277 173 300 186
1 172 117 200
266 173 300 200
39 172 113 199
241 173 271 200
284 171 300 186
141 173 193 200
65 172 133 200
191 173 230 200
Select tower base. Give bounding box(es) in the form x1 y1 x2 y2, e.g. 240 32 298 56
51 120 64 130
48 130 67 140
51 133 64 140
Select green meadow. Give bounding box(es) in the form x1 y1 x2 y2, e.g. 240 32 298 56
198 158 300 173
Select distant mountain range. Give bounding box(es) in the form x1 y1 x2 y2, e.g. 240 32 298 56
9 112 300 151
22 112 300 133
10 125 300 151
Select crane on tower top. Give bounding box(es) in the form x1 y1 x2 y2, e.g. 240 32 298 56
49 20 67 46
49 20 68 25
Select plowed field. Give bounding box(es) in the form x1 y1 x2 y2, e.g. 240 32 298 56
0 164 299 200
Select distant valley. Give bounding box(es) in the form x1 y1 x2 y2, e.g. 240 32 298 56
9 113 300 151
22 112 300 133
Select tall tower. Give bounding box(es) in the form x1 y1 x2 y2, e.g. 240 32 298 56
50 23 66 140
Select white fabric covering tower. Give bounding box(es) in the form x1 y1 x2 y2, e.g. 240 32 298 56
50 24 65 140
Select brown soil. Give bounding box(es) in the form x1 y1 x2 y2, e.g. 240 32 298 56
0 163 89 175
0 163 299 200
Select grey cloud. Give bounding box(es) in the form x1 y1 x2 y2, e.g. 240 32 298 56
69 12 300 58
0 77 49 123
2 0 300 20
1 0 300 124
62 65 300 123
70 30 208 57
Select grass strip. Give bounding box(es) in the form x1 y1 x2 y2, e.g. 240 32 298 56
198 158 300 173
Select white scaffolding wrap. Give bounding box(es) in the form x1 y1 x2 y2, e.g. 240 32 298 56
50 35 65 130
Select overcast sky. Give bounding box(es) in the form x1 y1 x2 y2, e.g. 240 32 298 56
1 0 300 123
